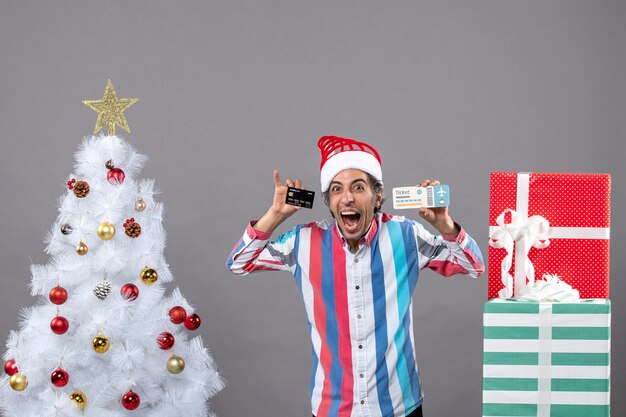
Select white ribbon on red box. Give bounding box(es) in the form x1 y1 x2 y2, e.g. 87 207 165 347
488 172 610 299
517 273 581 302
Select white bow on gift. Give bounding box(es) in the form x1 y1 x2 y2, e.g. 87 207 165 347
516 273 581 302
489 209 551 298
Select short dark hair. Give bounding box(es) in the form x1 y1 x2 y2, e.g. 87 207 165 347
322 172 385 214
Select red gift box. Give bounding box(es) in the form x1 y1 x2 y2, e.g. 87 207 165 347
488 172 611 299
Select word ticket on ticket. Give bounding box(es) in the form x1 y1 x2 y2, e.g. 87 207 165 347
392 185 450 209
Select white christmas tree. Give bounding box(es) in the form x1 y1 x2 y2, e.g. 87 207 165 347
0 80 224 417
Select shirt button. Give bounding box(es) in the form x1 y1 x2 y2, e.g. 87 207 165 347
358 345 363 349
357 314 362 319
354 258 359 263
355 285 360 290
359 373 364 378
360 400 365 405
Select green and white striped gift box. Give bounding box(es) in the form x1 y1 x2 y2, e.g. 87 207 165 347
482 299 611 417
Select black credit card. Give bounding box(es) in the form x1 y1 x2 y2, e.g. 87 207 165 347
286 187 315 209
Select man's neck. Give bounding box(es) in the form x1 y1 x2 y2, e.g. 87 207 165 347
346 239 360 253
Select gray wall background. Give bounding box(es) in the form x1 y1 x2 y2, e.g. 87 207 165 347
1 1 624 416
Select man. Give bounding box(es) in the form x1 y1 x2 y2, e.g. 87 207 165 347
227 136 484 417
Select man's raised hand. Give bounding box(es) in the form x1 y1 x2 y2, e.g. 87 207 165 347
252 169 304 234
271 169 303 218
417 179 458 235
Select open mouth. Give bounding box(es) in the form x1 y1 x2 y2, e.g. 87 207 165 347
340 210 361 233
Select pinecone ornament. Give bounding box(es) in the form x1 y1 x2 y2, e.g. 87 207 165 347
73 181 90 198
93 280 111 300
123 218 141 238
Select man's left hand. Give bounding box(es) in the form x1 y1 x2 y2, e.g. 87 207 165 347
417 179 459 235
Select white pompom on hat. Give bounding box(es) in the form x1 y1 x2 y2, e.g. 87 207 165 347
318 136 382 192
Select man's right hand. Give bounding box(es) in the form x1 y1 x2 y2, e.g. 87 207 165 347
253 169 304 234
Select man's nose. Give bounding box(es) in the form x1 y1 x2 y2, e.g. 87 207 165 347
341 189 354 203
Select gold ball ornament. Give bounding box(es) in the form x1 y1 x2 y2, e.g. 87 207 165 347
76 241 88 256
135 198 146 212
97 221 116 240
9 373 28 391
70 391 87 410
166 355 186 374
92 334 110 353
140 267 158 286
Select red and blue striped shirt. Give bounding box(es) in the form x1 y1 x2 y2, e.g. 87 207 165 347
227 213 484 417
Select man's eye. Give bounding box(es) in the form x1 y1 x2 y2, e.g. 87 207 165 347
354 185 364 191
331 187 341 192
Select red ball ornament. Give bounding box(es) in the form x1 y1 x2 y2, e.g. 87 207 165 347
120 283 139 301
107 168 125 185
50 316 69 335
157 332 175 350
184 314 201 331
51 368 69 387
49 286 68 305
169 306 187 324
4 359 18 376
122 390 140 410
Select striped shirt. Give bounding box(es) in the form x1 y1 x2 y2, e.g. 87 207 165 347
227 213 484 417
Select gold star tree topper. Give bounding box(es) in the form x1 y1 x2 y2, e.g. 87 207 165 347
83 79 139 136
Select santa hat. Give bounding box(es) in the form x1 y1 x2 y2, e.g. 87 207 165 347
318 136 382 192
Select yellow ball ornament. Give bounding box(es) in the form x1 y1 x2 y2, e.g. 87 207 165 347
166 354 186 374
9 373 28 391
92 334 110 353
76 241 88 256
70 391 87 410
135 198 146 212
97 221 116 240
140 267 158 286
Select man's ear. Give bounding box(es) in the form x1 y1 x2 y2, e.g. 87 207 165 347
376 192 384 208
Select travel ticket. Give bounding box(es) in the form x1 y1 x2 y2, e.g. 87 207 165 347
392 185 450 209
